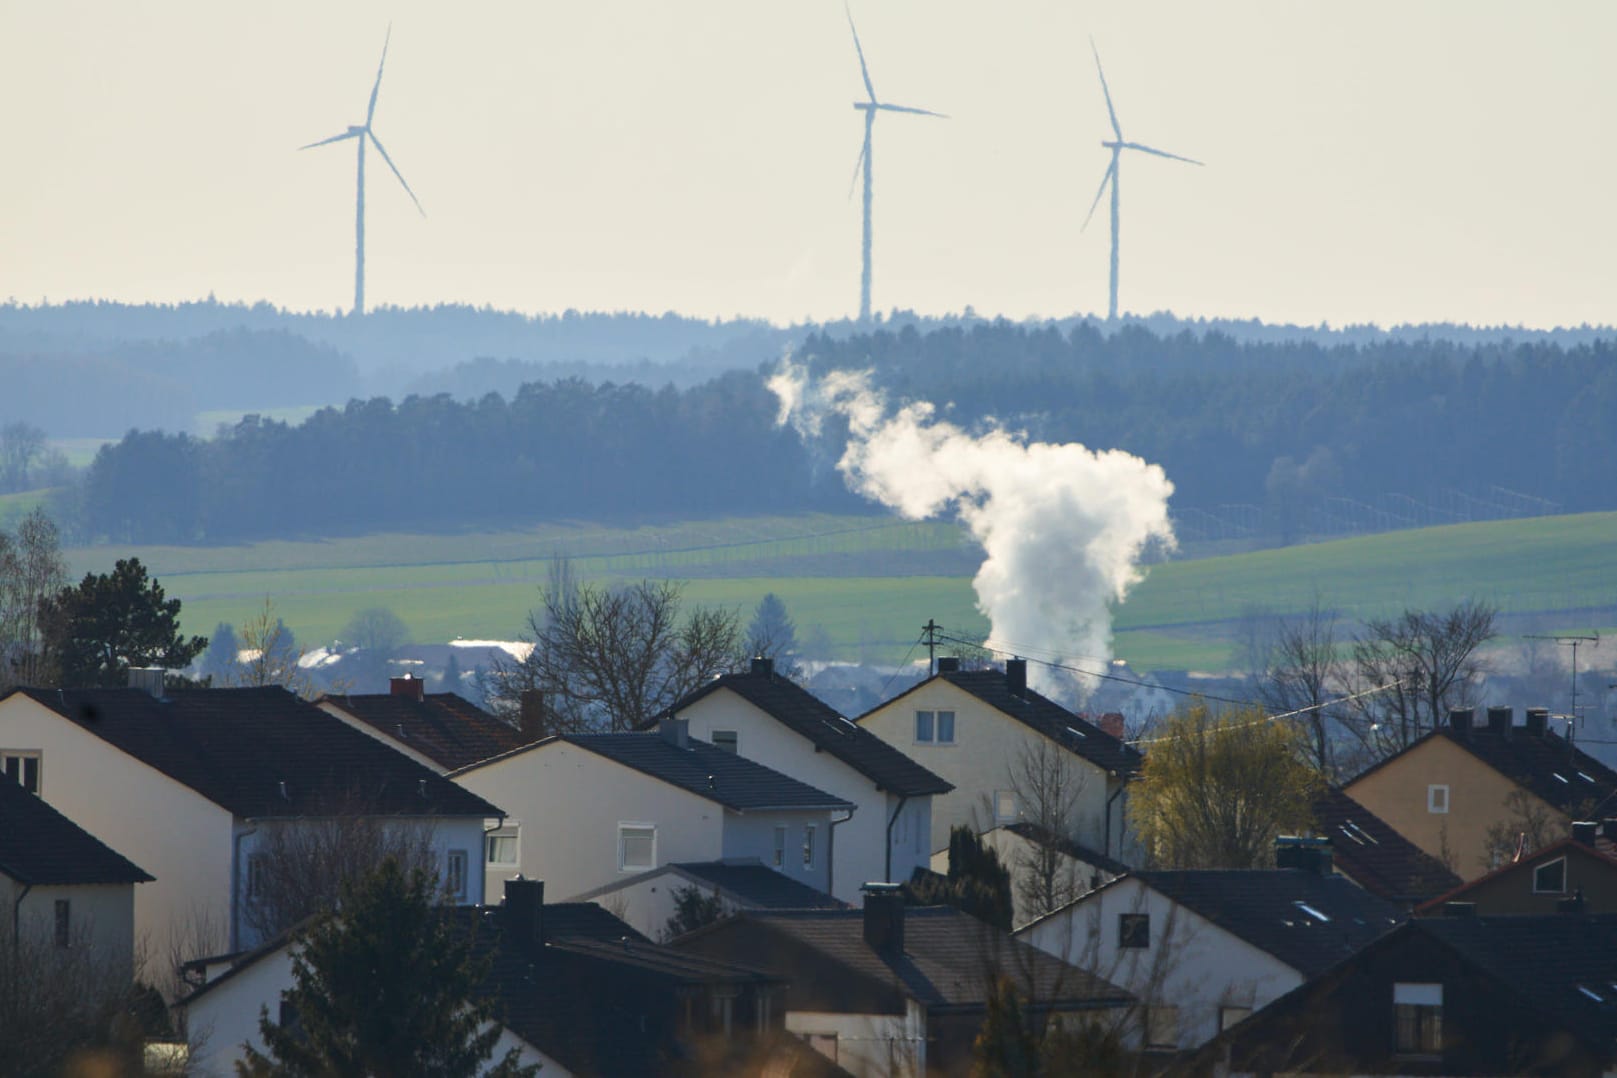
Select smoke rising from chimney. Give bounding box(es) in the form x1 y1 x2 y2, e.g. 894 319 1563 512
770 361 1174 699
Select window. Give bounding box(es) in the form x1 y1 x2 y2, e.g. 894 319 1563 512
1394 983 1442 1056
445 849 469 902
995 790 1017 822
915 710 935 742
278 998 297 1028
773 825 787 869
1145 1005 1179 1049
1218 1005 1251 1032
1427 784 1449 814
487 829 519 868
1533 857 1567 894
936 710 955 743
1 751 40 794
619 824 656 872
1118 913 1150 949
803 824 817 870
711 730 738 754
54 900 70 948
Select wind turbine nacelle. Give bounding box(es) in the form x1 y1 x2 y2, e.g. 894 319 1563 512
348 125 367 136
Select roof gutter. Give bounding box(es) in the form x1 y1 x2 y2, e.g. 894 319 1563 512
11 881 30 955
885 795 909 883
828 806 856 900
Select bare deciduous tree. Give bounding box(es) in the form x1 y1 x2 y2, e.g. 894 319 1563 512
487 559 742 733
228 597 325 699
1005 739 1092 925
0 508 67 689
0 422 46 494
1259 596 1344 777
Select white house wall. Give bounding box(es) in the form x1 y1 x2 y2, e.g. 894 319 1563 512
455 743 725 903
0 877 138 987
860 681 1117 856
0 694 235 977
1017 877 1301 1051
676 690 933 901
720 806 840 895
785 1000 927 1078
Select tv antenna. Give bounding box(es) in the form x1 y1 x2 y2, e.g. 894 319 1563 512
1524 632 1600 733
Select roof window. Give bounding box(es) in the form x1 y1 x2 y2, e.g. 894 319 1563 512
1293 901 1331 923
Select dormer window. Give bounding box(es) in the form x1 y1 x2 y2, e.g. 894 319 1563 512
1533 857 1567 894
712 731 738 754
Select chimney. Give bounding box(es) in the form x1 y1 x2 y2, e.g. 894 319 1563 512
1442 901 1476 918
390 675 425 703
861 882 905 956
1486 706 1513 736
1098 712 1126 740
1558 889 1586 915
1274 835 1334 876
127 667 165 698
1005 658 1028 698
504 877 544 948
518 690 545 741
750 656 774 677
936 656 961 674
1525 708 1549 738
1573 821 1599 846
659 717 690 750
1448 708 1474 738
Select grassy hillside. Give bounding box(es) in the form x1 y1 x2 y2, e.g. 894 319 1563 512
61 510 1617 672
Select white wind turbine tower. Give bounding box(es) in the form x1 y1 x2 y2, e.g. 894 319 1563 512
847 9 945 324
1083 40 1201 322
300 28 425 317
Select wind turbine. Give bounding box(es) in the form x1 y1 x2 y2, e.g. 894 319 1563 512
847 9 945 323
300 28 425 317
1083 40 1201 322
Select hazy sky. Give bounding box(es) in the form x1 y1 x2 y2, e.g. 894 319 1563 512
3 2 1613 328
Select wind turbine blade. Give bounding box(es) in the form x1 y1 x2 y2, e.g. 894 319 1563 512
299 130 361 151
848 139 868 199
1081 160 1116 231
366 25 392 126
846 6 877 102
368 131 425 216
1090 38 1123 141
1122 141 1203 166
875 103 947 118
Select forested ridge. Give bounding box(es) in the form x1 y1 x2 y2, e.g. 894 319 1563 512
72 321 1617 543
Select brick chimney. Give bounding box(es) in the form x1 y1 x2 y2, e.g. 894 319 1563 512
519 690 545 740
1274 835 1334 876
1098 712 1125 739
503 877 544 949
390 675 425 703
1573 821 1599 846
659 717 690 750
862 882 906 956
1005 658 1028 698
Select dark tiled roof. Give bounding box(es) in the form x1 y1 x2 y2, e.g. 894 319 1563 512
0 778 153 886
1001 822 1130 877
714 906 1133 1009
15 687 500 820
673 860 848 909
671 672 951 797
1313 787 1461 904
863 671 1143 777
566 733 854 813
1134 868 1407 976
320 692 538 771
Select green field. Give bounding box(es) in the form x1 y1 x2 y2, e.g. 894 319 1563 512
0 488 58 530
60 510 1617 672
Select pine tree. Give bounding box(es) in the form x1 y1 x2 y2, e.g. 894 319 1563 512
237 858 535 1077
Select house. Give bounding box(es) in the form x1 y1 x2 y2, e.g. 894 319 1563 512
572 857 846 941
1344 706 1617 876
664 657 951 903
179 878 801 1077
1414 822 1617 917
1203 913 1617 1076
316 676 542 775
1310 786 1461 905
449 718 855 905
1015 855 1405 1054
857 658 1143 859
0 682 502 966
935 821 1129 927
0 772 153 983
671 882 1134 1078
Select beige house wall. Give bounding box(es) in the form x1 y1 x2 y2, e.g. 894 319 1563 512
1345 736 1566 876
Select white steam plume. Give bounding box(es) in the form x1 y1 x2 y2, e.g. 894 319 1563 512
769 361 1174 701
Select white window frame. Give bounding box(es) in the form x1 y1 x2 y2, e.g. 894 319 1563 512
773 824 787 869
487 823 519 869
936 710 956 744
914 710 935 743
1532 856 1567 894
1 750 41 794
618 823 657 872
803 824 817 870
1427 784 1449 814
445 849 470 903
711 730 739 754
995 789 1017 822
1393 982 1443 1057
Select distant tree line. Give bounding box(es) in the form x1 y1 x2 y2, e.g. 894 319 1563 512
67 322 1617 543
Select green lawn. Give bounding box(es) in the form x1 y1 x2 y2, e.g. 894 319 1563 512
61 510 1617 671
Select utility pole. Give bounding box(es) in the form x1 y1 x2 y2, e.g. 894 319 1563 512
1524 632 1600 737
922 619 939 676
